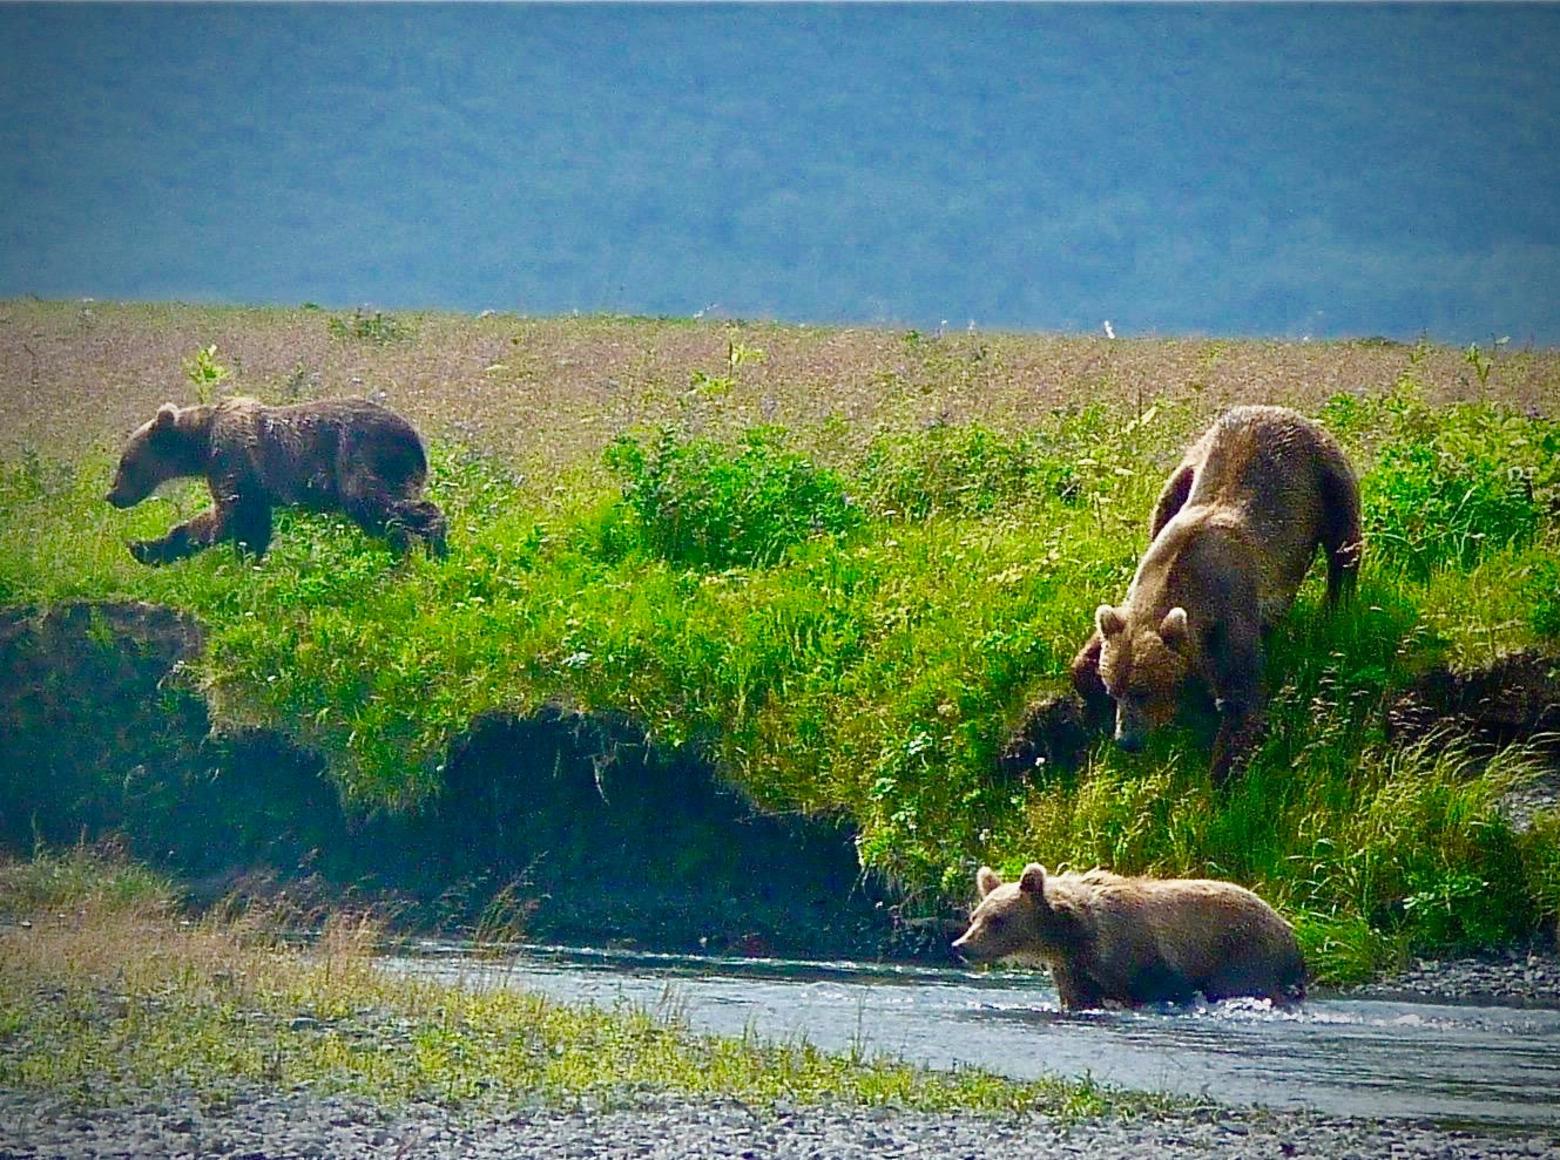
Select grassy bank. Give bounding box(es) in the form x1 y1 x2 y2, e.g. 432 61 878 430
2 302 1558 983
0 849 1141 1117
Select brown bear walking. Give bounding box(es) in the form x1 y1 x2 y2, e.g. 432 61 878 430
107 397 447 564
1070 405 1361 784
951 863 1306 1009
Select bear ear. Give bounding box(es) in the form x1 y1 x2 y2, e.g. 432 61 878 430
976 866 1002 898
1018 863 1048 896
153 403 179 430
1096 605 1126 638
1159 607 1189 652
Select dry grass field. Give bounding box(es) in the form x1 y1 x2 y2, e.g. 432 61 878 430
3 299 1555 470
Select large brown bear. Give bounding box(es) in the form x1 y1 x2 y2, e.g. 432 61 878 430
951 863 1306 1009
106 397 447 564
1071 405 1361 784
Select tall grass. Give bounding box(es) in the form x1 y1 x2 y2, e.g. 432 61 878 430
1 375 1556 982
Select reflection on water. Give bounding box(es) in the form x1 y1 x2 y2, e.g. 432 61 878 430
386 944 1560 1128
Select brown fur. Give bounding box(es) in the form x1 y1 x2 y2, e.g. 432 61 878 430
1070 405 1361 784
107 397 447 564
951 863 1306 1009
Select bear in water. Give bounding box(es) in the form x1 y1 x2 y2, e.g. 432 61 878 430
952 863 1306 1009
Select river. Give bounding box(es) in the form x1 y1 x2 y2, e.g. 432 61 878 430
389 944 1560 1130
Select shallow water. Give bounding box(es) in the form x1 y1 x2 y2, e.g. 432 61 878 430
387 945 1560 1129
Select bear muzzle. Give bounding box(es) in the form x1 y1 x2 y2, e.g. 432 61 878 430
950 929 997 963
105 480 144 509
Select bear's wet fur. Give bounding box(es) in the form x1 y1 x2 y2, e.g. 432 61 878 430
951 863 1306 1009
1070 405 1362 784
107 397 447 564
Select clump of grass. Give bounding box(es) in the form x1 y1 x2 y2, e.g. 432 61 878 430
0 846 173 920
0 859 1152 1118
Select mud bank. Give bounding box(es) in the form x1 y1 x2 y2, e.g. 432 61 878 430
0 601 896 957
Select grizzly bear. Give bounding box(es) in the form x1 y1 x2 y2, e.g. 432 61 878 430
106 397 447 564
1070 405 1361 784
951 863 1306 1009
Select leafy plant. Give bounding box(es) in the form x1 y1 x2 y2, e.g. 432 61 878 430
686 339 767 400
1364 439 1541 579
183 343 231 404
327 309 413 344
1464 342 1494 388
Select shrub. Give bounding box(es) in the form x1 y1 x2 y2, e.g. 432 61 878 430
604 427 862 570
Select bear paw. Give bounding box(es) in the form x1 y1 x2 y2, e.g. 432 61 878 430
129 539 169 566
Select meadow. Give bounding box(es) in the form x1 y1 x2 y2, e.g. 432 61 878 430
2 300 1558 984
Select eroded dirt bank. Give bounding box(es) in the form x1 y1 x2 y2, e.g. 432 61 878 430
0 601 896 958
5 599 1559 985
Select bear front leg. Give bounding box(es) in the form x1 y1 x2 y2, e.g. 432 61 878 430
1050 961 1104 1011
1148 464 1196 540
1209 697 1265 787
129 507 226 566
228 500 274 558
1206 617 1265 787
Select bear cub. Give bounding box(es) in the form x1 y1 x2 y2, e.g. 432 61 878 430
107 397 447 564
1071 405 1362 784
952 863 1306 1009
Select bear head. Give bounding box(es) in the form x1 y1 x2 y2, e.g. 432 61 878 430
1094 603 1191 752
951 863 1085 964
106 404 205 508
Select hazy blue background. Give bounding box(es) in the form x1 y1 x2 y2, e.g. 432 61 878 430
2 3 1557 341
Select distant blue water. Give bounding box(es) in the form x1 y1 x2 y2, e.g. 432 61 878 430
2 3 1557 341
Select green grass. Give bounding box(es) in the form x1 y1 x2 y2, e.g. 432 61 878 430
0 851 1154 1118
2 361 1558 984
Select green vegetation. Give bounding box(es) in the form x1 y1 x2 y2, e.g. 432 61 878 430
181 343 232 404
326 308 414 344
1 322 1558 985
0 849 1146 1117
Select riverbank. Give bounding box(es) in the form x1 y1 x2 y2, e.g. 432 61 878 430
1344 935 1560 1008
6 853 1560 1157
6 1086 1560 1160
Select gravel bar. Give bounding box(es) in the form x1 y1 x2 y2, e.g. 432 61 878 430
1343 938 1560 1007
4 1089 1560 1160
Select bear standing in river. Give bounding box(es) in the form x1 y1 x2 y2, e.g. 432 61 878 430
107 397 447 564
951 863 1306 1009
1070 405 1361 784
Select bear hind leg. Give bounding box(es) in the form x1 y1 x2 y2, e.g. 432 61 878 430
343 489 444 556
1318 459 1363 606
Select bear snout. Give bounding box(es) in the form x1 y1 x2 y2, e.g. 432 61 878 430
105 486 134 509
950 928 993 963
